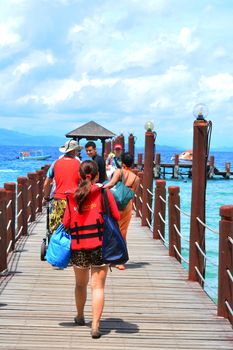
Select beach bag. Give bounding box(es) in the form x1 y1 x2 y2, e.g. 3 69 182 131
45 224 71 269
101 189 129 265
110 171 134 211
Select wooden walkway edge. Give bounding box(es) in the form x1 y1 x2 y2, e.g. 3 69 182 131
0 210 232 349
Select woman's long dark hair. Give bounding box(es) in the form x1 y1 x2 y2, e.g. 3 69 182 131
74 160 98 213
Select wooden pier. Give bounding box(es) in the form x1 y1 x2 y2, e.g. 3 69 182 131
0 210 233 349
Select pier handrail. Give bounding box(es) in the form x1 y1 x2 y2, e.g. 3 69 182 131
0 166 48 274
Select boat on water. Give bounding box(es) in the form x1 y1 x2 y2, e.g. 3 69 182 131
171 150 193 162
18 150 51 161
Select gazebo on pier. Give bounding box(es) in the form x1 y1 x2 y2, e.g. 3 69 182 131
65 121 115 155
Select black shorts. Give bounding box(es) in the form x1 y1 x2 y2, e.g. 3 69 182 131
71 246 107 268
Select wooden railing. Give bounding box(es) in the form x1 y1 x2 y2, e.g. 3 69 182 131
133 174 233 326
0 165 50 274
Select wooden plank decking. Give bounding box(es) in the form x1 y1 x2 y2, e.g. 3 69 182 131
0 211 232 349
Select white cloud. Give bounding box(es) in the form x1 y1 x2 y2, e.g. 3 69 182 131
200 73 233 103
177 27 200 53
13 51 56 77
0 20 21 47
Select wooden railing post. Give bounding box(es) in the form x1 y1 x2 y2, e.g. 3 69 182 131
135 172 143 219
168 186 181 262
0 189 7 272
4 182 16 252
41 164 50 181
17 177 28 236
118 133 125 151
28 173 37 222
153 180 166 240
137 153 143 170
217 205 233 325
142 130 155 227
154 153 161 179
128 133 135 163
36 170 44 213
208 155 215 179
189 118 209 283
173 154 179 179
225 162 231 179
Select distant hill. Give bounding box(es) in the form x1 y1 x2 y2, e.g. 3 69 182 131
0 128 65 146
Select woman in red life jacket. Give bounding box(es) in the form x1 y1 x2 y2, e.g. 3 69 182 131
63 160 120 339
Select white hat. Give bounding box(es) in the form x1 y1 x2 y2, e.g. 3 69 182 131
59 140 83 153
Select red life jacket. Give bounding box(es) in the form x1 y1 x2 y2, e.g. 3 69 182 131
67 186 104 250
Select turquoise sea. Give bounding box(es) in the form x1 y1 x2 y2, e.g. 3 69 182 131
0 145 233 303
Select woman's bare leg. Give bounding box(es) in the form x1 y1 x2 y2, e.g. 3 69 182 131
91 265 108 330
73 266 89 319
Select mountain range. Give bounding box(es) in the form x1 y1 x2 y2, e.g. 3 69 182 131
0 128 232 152
0 128 65 147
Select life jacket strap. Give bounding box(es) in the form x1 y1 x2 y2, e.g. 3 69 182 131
70 219 104 244
71 232 103 240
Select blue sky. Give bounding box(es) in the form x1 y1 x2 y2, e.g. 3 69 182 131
0 0 233 148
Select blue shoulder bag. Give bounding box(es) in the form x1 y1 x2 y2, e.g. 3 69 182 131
46 224 71 269
101 189 129 265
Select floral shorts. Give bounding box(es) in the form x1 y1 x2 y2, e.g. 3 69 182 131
49 199 67 233
71 246 107 268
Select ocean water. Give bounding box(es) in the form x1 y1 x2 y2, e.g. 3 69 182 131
0 145 232 303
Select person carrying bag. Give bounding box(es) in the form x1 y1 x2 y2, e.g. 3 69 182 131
62 160 120 339
101 188 129 265
104 152 139 270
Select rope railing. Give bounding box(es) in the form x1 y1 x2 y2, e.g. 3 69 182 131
195 265 205 283
147 188 153 196
15 226 23 240
146 202 153 213
157 229 166 243
173 245 189 264
159 195 166 204
173 224 190 243
225 301 233 317
158 211 166 224
0 168 47 273
7 240 13 254
6 199 12 209
196 216 219 234
195 241 218 267
174 204 190 217
146 218 153 231
6 219 12 231
226 269 233 283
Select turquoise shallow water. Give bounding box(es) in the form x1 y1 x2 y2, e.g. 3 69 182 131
0 145 233 303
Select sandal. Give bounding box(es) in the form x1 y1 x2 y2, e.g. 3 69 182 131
91 328 101 339
74 316 85 326
116 264 126 270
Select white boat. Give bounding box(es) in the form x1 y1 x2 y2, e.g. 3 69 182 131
19 150 51 161
171 150 193 162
